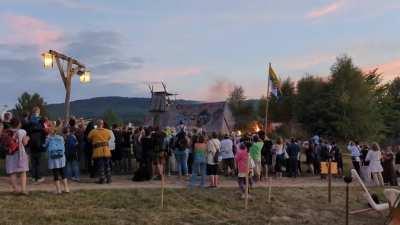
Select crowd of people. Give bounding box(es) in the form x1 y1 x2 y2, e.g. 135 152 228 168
1 107 400 196
348 140 399 187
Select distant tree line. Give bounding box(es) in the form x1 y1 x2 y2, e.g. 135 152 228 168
13 93 123 126
228 55 400 142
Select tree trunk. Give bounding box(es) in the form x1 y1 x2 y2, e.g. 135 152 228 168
64 59 73 122
65 78 71 122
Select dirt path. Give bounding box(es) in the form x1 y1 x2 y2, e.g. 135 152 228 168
0 175 351 192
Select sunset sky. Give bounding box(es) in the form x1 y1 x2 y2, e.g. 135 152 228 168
1 0 400 106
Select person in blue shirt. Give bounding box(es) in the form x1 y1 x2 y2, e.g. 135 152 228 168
44 123 70 194
286 138 301 178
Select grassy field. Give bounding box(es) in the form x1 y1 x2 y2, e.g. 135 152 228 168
0 187 387 225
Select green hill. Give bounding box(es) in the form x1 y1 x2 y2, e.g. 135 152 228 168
46 96 197 124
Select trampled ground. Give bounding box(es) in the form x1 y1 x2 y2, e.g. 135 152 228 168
0 179 389 225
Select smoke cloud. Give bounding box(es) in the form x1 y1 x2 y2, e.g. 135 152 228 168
205 79 236 102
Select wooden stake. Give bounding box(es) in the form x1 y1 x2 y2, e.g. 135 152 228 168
161 169 165 209
265 165 268 202
268 176 272 203
346 182 349 225
328 159 332 203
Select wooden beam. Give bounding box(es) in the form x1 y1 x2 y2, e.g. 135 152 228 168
49 49 85 68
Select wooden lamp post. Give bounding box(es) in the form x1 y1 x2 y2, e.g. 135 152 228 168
42 50 91 121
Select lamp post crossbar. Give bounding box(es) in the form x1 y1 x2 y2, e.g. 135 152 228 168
43 49 90 121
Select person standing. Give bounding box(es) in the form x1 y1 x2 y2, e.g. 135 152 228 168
84 121 95 178
75 121 86 175
286 138 301 178
382 146 397 186
88 120 112 184
312 142 322 175
359 144 372 183
174 131 189 179
304 140 314 175
331 141 343 177
220 134 235 177
273 137 286 178
152 129 167 180
140 128 154 181
365 143 384 186
28 107 46 183
64 127 80 181
319 140 331 179
44 123 70 194
347 141 361 175
249 135 263 181
235 143 253 199
207 132 221 187
111 125 123 173
2 118 30 195
395 146 400 176
261 133 273 179
190 135 208 187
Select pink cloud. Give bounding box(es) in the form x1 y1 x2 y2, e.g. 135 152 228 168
284 53 336 70
363 59 400 82
306 0 344 19
2 14 63 50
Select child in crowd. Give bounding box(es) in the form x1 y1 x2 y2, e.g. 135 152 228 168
64 127 80 181
235 143 253 199
44 123 70 194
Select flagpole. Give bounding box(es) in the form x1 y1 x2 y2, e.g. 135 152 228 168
264 63 271 135
265 62 272 204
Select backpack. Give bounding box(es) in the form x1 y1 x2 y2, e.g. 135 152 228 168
209 139 221 163
48 136 65 159
175 136 188 151
0 129 19 156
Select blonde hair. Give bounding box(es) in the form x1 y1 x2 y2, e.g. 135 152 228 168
371 142 381 152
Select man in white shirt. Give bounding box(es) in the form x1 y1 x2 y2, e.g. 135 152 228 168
220 134 235 176
347 141 361 174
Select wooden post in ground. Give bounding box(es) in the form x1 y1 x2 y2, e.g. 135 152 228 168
344 176 353 225
161 163 165 209
265 165 271 203
161 175 165 209
328 159 332 203
265 165 268 202
268 176 272 203
345 181 349 225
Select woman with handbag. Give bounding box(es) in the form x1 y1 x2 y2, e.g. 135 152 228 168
2 118 30 195
207 132 221 188
273 137 286 178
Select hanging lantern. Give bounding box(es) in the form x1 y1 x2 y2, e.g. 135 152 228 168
42 52 54 69
80 70 91 83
